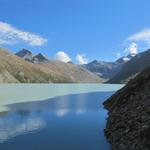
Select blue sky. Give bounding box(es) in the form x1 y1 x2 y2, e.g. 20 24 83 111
0 0 150 63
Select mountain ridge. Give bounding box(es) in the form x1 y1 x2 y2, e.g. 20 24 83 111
108 49 150 83
83 54 135 80
16 49 49 63
0 48 102 83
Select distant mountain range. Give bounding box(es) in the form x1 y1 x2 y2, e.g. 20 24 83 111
84 49 150 83
83 54 135 81
0 48 101 83
1 47 150 83
108 49 150 83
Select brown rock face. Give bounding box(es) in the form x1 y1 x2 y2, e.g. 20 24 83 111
103 67 150 150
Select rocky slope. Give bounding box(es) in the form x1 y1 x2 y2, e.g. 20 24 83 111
83 54 134 81
16 49 49 63
83 60 119 80
108 49 150 83
33 53 49 63
16 49 33 61
0 48 102 83
103 66 150 150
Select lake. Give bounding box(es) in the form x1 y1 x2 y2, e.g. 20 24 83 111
0 84 123 150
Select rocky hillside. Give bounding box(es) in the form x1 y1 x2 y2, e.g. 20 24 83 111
83 54 134 81
16 49 33 61
108 49 150 83
83 60 119 80
0 48 102 83
103 66 150 149
33 53 49 63
16 49 49 63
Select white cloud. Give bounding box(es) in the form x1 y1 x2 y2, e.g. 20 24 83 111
124 42 138 56
127 28 150 43
76 54 88 64
0 22 47 46
123 57 130 62
116 52 121 58
54 51 72 63
0 115 45 143
55 109 69 117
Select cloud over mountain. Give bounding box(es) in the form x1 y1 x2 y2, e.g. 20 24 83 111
54 51 72 63
124 42 138 56
76 54 88 64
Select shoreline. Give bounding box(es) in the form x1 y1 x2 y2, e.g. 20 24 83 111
0 84 124 112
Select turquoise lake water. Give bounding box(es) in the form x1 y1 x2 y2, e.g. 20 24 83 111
0 84 123 150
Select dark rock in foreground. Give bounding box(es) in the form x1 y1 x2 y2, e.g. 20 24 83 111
103 67 150 150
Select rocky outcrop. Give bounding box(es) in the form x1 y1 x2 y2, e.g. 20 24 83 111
16 49 33 61
33 53 49 63
103 67 150 150
16 49 49 63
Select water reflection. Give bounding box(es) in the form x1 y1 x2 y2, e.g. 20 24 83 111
0 92 114 150
0 112 45 143
7 92 112 115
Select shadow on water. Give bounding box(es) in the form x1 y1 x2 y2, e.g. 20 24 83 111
0 91 114 150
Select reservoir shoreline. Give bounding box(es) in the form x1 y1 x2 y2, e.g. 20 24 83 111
0 84 123 112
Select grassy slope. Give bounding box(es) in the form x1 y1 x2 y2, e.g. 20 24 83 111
0 48 102 83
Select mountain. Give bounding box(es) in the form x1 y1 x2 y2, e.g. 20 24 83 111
67 61 73 64
116 54 135 64
108 49 150 83
83 54 135 80
33 53 49 63
0 48 102 83
16 49 33 61
83 60 118 80
16 49 49 63
103 66 150 149
83 54 136 81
